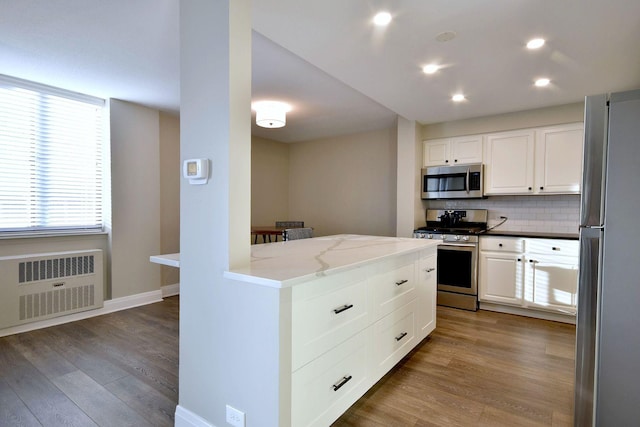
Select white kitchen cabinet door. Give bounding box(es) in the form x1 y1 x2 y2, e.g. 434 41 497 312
416 253 436 340
484 130 535 194
524 254 578 315
450 135 483 165
479 252 524 306
534 123 584 194
423 138 450 166
423 135 482 167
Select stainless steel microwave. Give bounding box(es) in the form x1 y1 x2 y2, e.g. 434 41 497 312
421 163 484 199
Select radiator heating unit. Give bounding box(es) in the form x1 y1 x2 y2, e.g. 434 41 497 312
0 250 104 329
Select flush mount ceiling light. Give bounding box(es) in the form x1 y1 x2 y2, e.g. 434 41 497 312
422 64 440 74
373 11 392 26
452 93 466 102
252 101 292 128
527 38 545 49
535 78 551 87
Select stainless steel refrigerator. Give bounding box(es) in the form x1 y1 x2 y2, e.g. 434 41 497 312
575 89 640 426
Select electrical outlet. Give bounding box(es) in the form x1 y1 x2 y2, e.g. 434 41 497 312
226 404 245 427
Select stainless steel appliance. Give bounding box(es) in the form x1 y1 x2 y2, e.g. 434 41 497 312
575 89 640 426
421 163 484 200
413 209 488 311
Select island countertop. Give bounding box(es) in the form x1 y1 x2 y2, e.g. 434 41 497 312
224 234 439 288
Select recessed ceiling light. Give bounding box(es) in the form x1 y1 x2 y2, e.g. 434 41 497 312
527 38 545 49
373 11 392 26
452 93 466 102
422 64 440 74
535 78 551 87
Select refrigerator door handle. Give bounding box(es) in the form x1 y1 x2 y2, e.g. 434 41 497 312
574 227 602 427
580 94 608 227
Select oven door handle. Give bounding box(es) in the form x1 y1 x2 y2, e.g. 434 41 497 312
439 243 477 248
466 167 470 194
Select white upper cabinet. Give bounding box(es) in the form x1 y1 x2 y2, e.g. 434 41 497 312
423 135 483 167
484 129 536 194
484 123 584 195
534 123 584 194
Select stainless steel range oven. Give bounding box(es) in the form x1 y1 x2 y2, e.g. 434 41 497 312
413 209 488 311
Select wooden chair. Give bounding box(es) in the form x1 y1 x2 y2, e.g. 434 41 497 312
282 227 313 241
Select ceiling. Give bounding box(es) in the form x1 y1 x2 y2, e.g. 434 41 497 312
1 0 639 143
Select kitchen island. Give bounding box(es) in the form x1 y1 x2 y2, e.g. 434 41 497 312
225 234 438 426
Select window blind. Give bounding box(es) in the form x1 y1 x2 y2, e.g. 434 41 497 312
0 75 105 234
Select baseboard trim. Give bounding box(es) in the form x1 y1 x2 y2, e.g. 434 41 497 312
162 282 180 297
0 289 164 338
175 405 215 427
479 302 576 324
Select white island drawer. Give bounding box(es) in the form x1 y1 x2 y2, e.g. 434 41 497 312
371 254 416 318
292 267 372 371
291 328 372 427
372 300 416 379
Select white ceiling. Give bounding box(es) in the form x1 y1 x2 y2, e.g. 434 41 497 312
1 0 639 143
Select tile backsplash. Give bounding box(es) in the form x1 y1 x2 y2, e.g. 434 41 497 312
425 194 580 234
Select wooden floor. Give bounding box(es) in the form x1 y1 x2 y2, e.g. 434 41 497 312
0 298 575 427
333 307 576 427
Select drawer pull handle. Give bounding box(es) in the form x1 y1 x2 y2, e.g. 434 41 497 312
333 304 354 314
395 279 408 286
395 331 408 342
529 259 538 264
425 268 435 273
332 375 353 391
552 247 560 251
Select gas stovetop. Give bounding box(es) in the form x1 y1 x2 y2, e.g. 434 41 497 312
413 209 488 242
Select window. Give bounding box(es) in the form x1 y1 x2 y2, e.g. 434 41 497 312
0 75 106 234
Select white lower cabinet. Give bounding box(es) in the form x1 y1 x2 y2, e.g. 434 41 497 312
292 328 372 427
290 247 437 426
479 236 578 318
525 254 578 314
372 300 416 378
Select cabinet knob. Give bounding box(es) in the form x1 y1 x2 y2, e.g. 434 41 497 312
528 187 532 191
445 160 449 163
517 258 522 262
499 243 503 247
552 247 559 251
454 159 458 163
540 186 544 190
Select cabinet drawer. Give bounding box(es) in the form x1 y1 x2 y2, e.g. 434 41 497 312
292 328 372 427
372 301 416 380
292 269 371 371
371 256 416 318
526 239 579 256
480 237 525 253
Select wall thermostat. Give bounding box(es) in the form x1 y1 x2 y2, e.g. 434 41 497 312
183 158 209 185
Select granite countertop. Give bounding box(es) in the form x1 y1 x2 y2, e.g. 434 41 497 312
224 234 438 288
481 230 579 240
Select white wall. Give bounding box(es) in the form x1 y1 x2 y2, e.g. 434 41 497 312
288 127 397 237
251 136 290 227
179 2 285 426
159 112 180 288
422 102 584 139
109 99 161 299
